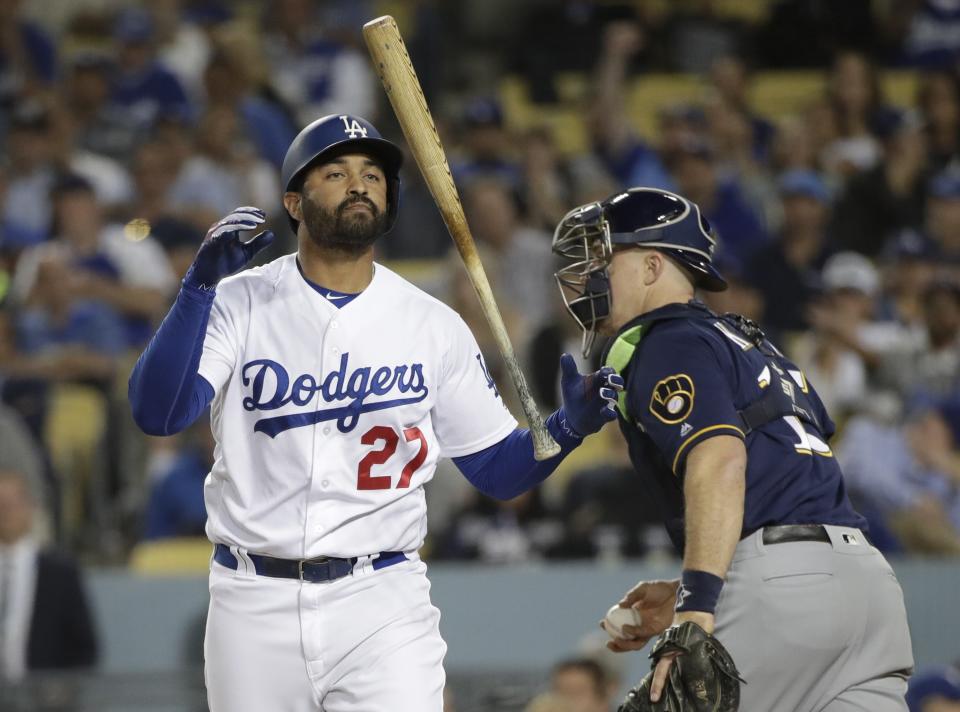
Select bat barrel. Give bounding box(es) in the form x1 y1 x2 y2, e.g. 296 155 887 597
363 15 560 461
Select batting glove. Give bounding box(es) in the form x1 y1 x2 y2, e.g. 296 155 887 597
559 352 624 437
184 207 275 291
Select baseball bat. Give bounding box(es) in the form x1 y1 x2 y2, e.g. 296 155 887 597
363 15 560 460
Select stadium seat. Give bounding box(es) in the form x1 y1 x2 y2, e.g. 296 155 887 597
129 537 213 575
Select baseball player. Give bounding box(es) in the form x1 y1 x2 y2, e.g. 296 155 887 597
551 187 914 711
127 114 622 712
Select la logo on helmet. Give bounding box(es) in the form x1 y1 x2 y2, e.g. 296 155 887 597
339 116 368 138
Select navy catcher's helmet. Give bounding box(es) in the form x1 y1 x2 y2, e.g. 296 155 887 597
602 188 725 291
552 187 726 355
281 114 403 234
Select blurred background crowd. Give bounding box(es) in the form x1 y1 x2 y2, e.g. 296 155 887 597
2 0 960 710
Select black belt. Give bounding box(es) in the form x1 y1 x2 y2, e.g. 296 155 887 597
762 524 831 545
213 544 406 583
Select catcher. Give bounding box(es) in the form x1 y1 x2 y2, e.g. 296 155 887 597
552 187 914 711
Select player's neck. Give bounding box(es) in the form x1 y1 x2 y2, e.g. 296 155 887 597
609 284 693 333
297 242 375 293
637 284 694 318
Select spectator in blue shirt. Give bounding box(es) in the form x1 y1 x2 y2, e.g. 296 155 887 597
588 21 674 193
907 661 960 712
261 0 375 126
15 252 127 361
670 137 770 264
838 404 960 554
65 53 142 163
201 49 296 169
708 55 776 164
926 168 960 261
143 421 214 540
109 7 193 133
0 255 121 405
917 71 960 170
898 0 960 69
2 102 56 249
0 0 56 111
746 169 832 339
12 174 176 349
451 97 523 192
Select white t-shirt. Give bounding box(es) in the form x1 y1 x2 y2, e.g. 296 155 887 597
10 225 176 302
0 537 38 682
99 225 176 292
198 254 518 559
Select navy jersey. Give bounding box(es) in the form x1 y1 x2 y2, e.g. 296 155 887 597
603 301 865 551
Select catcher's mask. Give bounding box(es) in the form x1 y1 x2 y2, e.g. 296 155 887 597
552 187 727 356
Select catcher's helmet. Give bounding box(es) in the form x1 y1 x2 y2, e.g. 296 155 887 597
552 187 726 355
281 114 403 234
602 188 725 290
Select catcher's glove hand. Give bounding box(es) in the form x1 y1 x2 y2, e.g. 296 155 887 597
618 622 744 712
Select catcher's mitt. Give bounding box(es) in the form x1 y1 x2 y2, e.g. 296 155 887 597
618 622 744 712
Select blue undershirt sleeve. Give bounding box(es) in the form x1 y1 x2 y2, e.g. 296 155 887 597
128 284 217 436
451 409 583 500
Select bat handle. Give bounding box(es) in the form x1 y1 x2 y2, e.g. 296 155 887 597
504 354 560 460
530 411 562 461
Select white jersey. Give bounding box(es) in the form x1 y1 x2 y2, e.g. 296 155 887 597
198 254 517 559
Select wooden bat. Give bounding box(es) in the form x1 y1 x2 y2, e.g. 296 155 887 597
363 15 560 460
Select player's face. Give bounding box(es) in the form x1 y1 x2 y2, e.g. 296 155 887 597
604 248 651 332
552 669 606 712
297 153 389 254
55 190 102 240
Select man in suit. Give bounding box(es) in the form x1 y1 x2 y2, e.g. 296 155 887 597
0 468 98 680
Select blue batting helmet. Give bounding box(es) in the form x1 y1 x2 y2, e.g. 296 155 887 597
281 114 403 234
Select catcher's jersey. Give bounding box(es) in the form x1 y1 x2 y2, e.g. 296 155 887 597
605 300 865 550
198 254 517 559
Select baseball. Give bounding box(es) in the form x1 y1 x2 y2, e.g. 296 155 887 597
604 604 643 640
123 218 151 242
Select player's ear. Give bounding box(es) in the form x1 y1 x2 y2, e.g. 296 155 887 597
642 251 663 286
283 192 303 221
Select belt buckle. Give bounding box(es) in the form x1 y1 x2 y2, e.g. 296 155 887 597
299 556 331 582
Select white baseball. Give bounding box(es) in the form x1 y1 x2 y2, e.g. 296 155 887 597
603 604 644 640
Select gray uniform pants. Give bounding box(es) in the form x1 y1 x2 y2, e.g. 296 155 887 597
714 525 913 712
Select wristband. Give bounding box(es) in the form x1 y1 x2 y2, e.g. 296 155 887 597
551 406 585 444
674 569 724 614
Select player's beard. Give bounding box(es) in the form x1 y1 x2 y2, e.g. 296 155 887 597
301 194 388 255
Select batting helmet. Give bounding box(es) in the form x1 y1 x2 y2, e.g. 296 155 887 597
552 187 726 355
281 114 403 234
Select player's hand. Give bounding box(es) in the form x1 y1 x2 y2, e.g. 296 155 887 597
558 353 623 437
184 207 275 290
650 611 715 703
605 579 678 653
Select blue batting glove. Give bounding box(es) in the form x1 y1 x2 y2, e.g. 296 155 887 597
184 206 275 290
559 352 624 437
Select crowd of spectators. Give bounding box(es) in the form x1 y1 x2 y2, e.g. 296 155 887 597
2 0 960 706
1 0 960 571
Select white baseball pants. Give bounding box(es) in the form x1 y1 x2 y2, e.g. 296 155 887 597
204 555 446 711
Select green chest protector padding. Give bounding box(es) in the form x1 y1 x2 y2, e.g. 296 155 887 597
603 323 647 425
